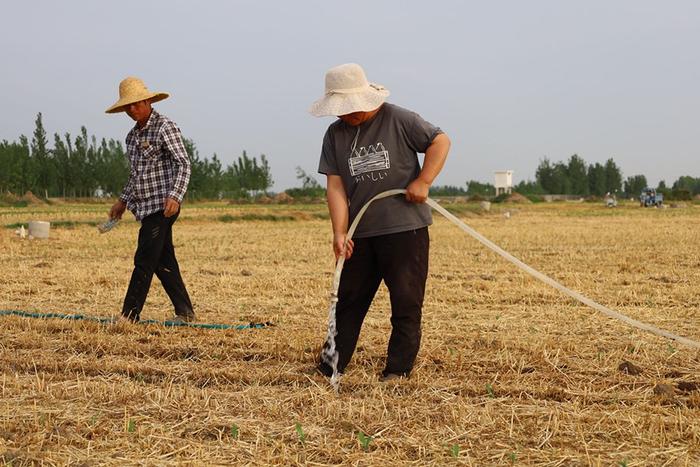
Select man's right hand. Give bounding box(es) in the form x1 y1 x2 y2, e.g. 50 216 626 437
333 232 354 260
109 200 127 220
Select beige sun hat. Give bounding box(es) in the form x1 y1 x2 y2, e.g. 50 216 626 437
309 63 390 117
105 77 169 114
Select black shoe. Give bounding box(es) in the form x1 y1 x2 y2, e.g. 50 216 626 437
170 314 195 324
121 310 140 322
317 361 340 378
379 371 408 382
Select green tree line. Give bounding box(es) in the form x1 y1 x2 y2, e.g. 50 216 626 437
0 113 129 198
3 114 698 201
532 155 698 198
0 113 273 199
461 155 699 199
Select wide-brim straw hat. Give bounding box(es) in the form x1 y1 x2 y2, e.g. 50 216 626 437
309 63 390 117
105 77 169 114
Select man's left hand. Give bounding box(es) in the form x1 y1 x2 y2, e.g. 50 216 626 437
163 197 180 217
405 178 431 203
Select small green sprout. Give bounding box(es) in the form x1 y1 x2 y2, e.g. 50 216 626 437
295 422 306 444
357 431 373 450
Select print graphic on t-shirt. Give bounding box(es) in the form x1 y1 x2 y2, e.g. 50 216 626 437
348 143 390 177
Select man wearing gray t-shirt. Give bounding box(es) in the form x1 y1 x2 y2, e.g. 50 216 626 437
310 63 451 381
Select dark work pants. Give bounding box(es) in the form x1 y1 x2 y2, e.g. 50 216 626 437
122 210 194 321
320 227 429 377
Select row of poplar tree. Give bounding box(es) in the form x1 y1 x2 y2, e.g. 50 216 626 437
2 113 698 200
463 155 699 199
0 113 273 199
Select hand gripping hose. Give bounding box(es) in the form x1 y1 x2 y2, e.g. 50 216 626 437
322 189 700 390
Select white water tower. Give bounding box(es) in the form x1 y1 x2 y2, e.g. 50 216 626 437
494 170 513 196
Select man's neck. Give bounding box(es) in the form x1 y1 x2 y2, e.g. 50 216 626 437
137 109 153 129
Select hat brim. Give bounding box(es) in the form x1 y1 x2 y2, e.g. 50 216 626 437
105 92 169 114
309 85 389 117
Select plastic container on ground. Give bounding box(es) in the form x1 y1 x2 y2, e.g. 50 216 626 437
28 221 50 239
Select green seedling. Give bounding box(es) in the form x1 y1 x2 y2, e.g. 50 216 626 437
357 431 373 450
619 459 628 467
127 419 136 433
450 444 460 458
486 383 495 398
295 422 306 444
509 451 517 463
230 423 239 439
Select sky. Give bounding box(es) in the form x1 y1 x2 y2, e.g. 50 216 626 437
1 1 698 190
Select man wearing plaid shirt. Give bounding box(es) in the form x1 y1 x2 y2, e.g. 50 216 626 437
106 77 194 323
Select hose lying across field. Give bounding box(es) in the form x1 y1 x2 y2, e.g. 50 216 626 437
323 189 699 385
0 309 270 330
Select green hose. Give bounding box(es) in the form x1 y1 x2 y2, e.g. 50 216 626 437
0 309 270 330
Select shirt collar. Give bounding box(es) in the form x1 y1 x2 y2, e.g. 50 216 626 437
134 109 159 132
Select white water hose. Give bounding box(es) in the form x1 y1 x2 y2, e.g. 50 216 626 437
323 189 700 389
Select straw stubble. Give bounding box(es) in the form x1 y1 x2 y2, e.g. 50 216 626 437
0 201 698 464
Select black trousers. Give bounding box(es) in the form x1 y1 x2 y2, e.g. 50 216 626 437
122 210 194 321
320 227 429 376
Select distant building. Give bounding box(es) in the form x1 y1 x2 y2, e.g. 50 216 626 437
494 170 513 196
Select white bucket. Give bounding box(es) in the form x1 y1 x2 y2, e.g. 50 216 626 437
28 221 50 239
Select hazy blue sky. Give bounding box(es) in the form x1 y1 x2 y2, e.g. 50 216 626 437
1 1 698 190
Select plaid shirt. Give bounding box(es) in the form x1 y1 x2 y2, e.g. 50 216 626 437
119 110 191 221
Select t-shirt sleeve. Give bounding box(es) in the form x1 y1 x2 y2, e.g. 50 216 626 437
404 111 443 154
317 128 339 175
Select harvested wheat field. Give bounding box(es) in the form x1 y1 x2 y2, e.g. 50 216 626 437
1 200 699 465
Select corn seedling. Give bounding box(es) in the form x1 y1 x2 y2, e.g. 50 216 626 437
357 431 373 451
295 422 306 444
486 383 495 398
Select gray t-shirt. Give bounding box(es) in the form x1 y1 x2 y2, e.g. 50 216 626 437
318 103 442 238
